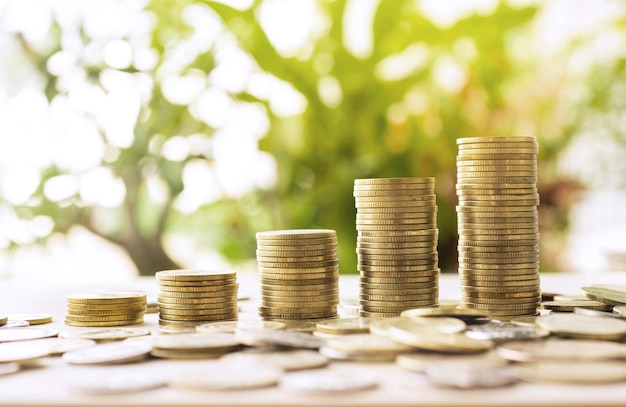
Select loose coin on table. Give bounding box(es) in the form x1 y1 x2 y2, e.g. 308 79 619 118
0 327 58 343
496 338 626 363
464 321 549 342
279 370 378 393
59 328 151 343
6 313 52 325
581 286 626 306
196 320 286 334
535 314 626 340
63 341 152 365
221 349 329 371
32 338 97 355
424 359 517 389
151 333 241 359
168 362 283 391
71 372 166 394
0 315 7 326
0 340 53 363
516 361 626 384
234 328 324 349
320 334 414 362
0 362 20 376
396 351 503 373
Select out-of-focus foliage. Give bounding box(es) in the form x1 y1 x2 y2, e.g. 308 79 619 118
0 0 624 275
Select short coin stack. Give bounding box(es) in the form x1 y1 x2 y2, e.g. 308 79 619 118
354 178 440 317
65 292 147 327
456 136 540 320
156 270 239 327
256 229 339 322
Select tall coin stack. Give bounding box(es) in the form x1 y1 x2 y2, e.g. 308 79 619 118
156 270 239 327
456 136 540 320
256 230 339 322
65 292 147 327
354 178 440 317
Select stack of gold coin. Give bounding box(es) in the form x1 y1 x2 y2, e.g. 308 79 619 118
456 136 540 320
156 270 238 327
354 178 439 317
256 229 339 322
65 292 147 327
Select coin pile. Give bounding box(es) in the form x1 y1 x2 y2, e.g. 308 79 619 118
65 292 147 327
156 270 238 327
456 136 540 320
354 178 439 317
256 229 339 322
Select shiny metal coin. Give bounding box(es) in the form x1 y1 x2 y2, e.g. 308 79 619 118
425 359 517 388
168 362 283 390
279 370 378 393
71 372 165 394
62 341 152 365
221 349 328 371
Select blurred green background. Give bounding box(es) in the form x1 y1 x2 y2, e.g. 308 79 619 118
0 0 625 278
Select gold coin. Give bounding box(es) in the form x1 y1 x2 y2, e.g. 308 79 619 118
64 318 144 327
356 206 437 214
258 311 337 320
157 279 237 288
7 313 53 325
354 177 435 185
457 176 537 184
0 315 7 326
358 251 437 260
356 217 437 226
535 314 626 340
357 248 438 257
460 302 539 311
456 164 536 172
359 260 437 268
360 276 439 285
157 291 238 300
158 308 238 318
65 307 146 317
360 293 438 302
356 211 436 219
158 284 239 294
456 136 536 144
462 283 540 293
360 287 438 297
458 244 538 253
458 257 539 266
255 237 337 247
353 193 436 201
256 243 337 252
64 312 144 322
459 200 540 208
358 311 401 318
353 184 434 193
257 260 339 269
458 250 539 259
458 142 537 151
458 233 540 242
67 292 147 305
158 303 237 313
401 307 487 318
359 265 439 274
458 209 537 218
260 282 338 291
261 289 339 298
388 319 490 353
360 268 440 277
459 278 540 288
155 270 236 281
581 286 626 306
256 254 338 264
355 200 437 208
457 159 537 167
458 268 538 277
456 205 537 212
159 312 238 322
156 295 237 305
357 224 437 232
457 186 537 194
457 153 536 161
260 276 338 285
256 248 336 257
457 146 537 154
459 230 538 238
358 243 437 251
458 240 539 249
358 234 438 243
360 304 437 314
541 300 613 312
461 295 540 305
256 229 336 240
159 318 235 327
258 265 338 274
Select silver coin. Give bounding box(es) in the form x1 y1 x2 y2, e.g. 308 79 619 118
152 333 240 350
168 362 282 390
516 361 626 384
425 360 517 388
319 345 399 362
0 340 53 363
279 370 378 393
464 321 549 342
0 320 29 328
396 351 503 373
59 328 151 342
0 362 20 376
63 341 152 365
221 350 328 371
32 338 97 355
71 372 165 394
496 338 626 362
234 328 324 349
196 320 286 334
0 327 58 343
574 307 622 319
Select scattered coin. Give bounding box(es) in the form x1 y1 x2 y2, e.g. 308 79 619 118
0 327 58 343
581 286 626 306
535 314 626 340
0 315 6 326
516 361 626 384
0 320 29 328
279 370 378 393
401 307 490 324
59 328 151 343
315 318 370 335
464 321 549 342
0 340 53 363
541 299 613 312
396 351 503 373
496 338 626 362
7 313 53 325
196 320 286 334
31 338 97 355
234 328 324 349
63 341 152 365
0 362 20 376
168 362 283 390
425 359 517 389
71 372 165 394
573 307 622 319
221 349 329 371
